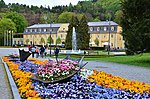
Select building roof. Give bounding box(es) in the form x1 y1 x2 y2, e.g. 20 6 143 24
88 21 118 26
27 23 62 28
26 21 118 29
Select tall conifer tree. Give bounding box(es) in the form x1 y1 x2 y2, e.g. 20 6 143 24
121 0 150 54
65 16 78 49
77 15 90 49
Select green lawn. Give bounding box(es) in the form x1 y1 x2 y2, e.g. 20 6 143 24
84 53 150 68
48 52 150 68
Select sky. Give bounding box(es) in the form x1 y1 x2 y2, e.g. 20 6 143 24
4 0 84 8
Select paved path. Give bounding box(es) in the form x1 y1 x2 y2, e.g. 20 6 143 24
0 59 13 99
85 61 150 85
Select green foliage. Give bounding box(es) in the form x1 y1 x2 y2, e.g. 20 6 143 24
0 0 122 24
47 35 54 44
40 37 45 44
77 15 90 49
121 0 150 54
5 12 28 32
114 10 123 25
0 18 16 32
0 18 16 46
94 38 99 46
56 36 61 44
65 16 74 49
25 39 29 44
58 12 75 23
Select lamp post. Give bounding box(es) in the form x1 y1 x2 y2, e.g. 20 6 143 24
50 22 52 57
107 13 111 56
108 21 111 55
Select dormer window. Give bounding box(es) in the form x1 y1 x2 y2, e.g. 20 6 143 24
104 27 107 31
111 26 114 31
39 28 41 32
90 27 93 31
50 28 53 32
97 27 100 31
44 29 47 32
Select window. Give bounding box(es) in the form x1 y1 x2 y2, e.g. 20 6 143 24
111 26 114 31
26 29 28 32
104 27 107 31
97 27 100 31
104 35 106 38
50 28 53 32
32 29 34 32
111 34 113 38
39 28 41 32
44 29 47 32
111 43 113 46
90 34 92 38
14 41 16 44
96 35 99 38
90 27 93 31
60 34 63 38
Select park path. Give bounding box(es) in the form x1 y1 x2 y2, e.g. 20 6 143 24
0 59 13 99
85 61 150 85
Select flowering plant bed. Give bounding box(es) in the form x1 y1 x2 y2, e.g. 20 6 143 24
33 59 79 83
2 56 150 99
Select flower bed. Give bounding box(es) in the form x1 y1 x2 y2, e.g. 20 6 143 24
2 56 150 99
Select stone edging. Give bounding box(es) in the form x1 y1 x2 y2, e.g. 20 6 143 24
0 57 21 99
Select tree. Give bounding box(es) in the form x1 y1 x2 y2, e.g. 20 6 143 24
47 36 54 44
65 15 79 49
0 18 16 46
40 37 45 44
56 36 61 45
58 12 75 23
26 39 29 44
121 0 150 54
5 12 28 33
114 10 123 25
77 15 90 49
94 38 99 46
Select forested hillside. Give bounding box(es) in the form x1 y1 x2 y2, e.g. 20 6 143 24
0 0 121 26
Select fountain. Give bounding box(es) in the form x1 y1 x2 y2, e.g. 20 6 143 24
72 27 77 50
57 27 85 55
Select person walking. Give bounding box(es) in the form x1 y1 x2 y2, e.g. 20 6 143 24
54 46 59 61
40 46 45 58
31 46 36 58
35 47 39 58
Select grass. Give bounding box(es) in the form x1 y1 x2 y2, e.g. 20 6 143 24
84 53 150 68
54 53 150 68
